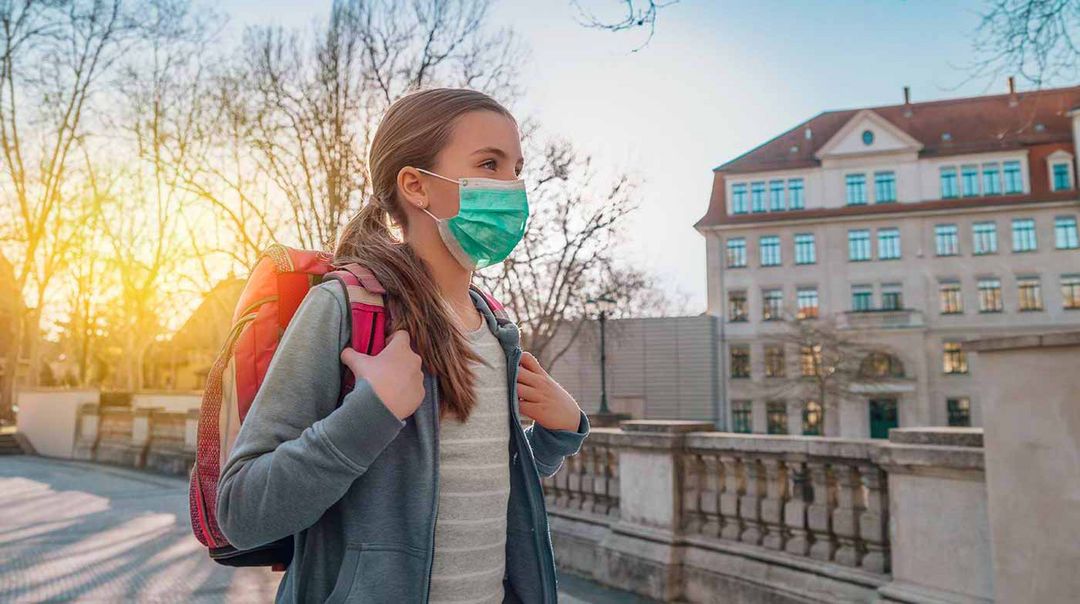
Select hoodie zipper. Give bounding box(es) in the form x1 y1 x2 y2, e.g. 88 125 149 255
424 373 441 602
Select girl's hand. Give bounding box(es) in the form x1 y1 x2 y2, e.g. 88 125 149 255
516 351 583 432
340 330 425 421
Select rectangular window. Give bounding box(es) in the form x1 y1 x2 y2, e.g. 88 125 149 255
796 287 819 319
846 173 867 205
878 227 901 260
1011 218 1037 252
1062 275 1080 310
726 238 746 268
794 233 816 265
788 178 805 209
730 345 750 378
800 344 821 377
943 341 968 374
1053 162 1072 191
762 289 783 321
848 229 871 261
874 171 896 203
769 180 785 211
1004 160 1023 193
1017 276 1043 311
759 235 781 266
940 281 963 314
881 283 903 311
978 278 1003 313
940 166 958 198
802 400 823 436
935 224 959 256
728 291 748 322
731 401 752 433
973 221 998 255
1055 216 1079 249
947 397 972 427
731 183 748 214
982 163 1001 195
751 181 766 212
852 284 874 312
766 401 788 435
764 345 785 378
961 165 979 197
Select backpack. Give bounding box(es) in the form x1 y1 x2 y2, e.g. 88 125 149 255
188 243 508 571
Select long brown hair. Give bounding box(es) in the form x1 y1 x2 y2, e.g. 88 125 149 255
333 88 516 423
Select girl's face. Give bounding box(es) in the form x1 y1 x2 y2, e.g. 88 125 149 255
399 109 524 224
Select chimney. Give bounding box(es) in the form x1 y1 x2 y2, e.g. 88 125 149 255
903 86 913 117
1008 76 1018 107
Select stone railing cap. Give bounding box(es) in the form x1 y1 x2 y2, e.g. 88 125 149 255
889 427 983 448
619 420 716 433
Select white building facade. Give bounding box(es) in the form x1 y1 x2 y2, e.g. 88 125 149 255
695 85 1080 438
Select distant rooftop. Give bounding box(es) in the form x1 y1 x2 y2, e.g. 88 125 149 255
717 85 1080 174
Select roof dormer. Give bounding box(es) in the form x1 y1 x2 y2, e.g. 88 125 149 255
815 109 923 162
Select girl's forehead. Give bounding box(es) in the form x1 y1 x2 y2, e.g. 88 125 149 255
448 112 523 158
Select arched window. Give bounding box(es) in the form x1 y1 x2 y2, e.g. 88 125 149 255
860 352 905 378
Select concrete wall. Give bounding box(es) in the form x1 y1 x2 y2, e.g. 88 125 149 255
968 332 1080 603
547 314 722 425
15 389 100 458
131 391 203 412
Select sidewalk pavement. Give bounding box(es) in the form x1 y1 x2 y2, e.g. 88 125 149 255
0 454 655 603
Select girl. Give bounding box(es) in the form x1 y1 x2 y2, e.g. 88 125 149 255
216 87 590 604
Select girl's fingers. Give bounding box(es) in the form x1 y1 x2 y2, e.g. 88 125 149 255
516 383 542 402
519 351 547 375
516 365 545 388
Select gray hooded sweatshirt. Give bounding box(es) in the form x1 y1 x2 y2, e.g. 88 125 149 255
215 281 590 603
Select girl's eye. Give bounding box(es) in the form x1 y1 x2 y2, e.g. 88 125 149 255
482 159 497 170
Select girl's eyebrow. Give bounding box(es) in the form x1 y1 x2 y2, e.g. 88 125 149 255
472 146 524 164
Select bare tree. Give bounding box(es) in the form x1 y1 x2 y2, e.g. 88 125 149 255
758 313 905 437
971 0 1080 86
236 0 526 251
0 0 133 421
474 136 671 369
570 0 681 51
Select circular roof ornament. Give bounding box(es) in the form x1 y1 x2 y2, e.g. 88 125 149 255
862 130 874 146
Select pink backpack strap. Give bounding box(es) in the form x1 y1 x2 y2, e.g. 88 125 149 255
323 265 391 405
470 284 509 321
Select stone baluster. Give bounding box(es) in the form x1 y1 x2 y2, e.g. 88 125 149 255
784 460 811 556
740 457 767 545
590 444 610 516
807 460 836 561
761 458 789 551
832 463 864 567
606 447 620 519
699 454 723 538
719 454 743 541
566 448 584 511
860 466 889 573
581 445 598 514
681 453 705 533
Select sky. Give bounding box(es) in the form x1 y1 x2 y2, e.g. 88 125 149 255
219 0 1052 314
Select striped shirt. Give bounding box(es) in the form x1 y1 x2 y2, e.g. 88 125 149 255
428 318 510 604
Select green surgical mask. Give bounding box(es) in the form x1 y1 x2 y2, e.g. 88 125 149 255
415 167 529 270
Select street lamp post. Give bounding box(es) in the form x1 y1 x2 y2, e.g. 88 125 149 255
586 295 616 415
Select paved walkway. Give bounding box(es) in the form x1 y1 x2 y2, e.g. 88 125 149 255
0 454 656 603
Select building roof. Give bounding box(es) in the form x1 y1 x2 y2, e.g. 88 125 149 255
695 85 1080 229
717 85 1080 174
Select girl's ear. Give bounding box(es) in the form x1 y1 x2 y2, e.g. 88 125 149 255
398 167 429 210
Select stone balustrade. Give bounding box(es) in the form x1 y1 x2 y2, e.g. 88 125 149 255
72 403 197 475
541 420 989 604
